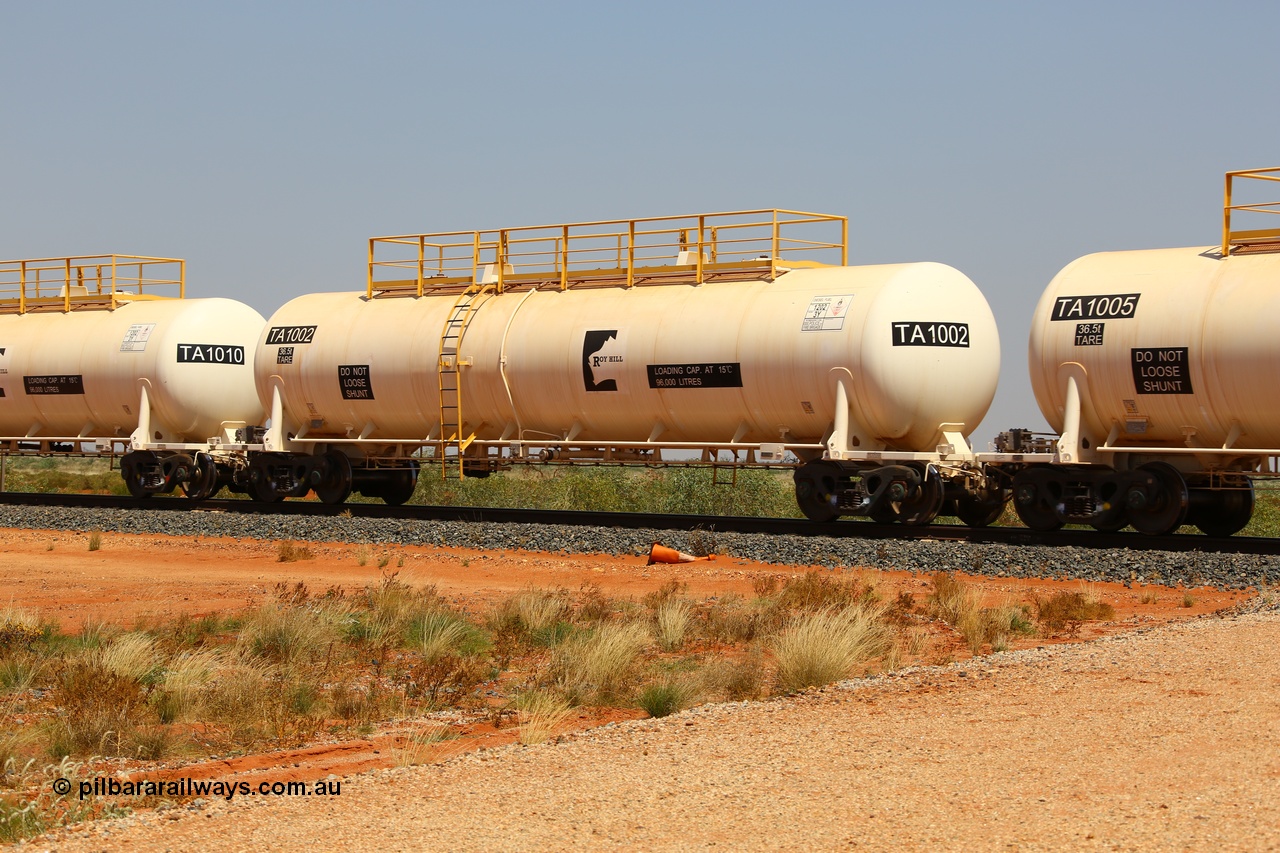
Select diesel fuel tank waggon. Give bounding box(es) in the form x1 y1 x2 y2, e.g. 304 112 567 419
0 255 265 499
248 210 1001 521
1010 166 1280 536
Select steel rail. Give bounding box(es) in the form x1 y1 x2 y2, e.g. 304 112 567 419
2 492 1279 557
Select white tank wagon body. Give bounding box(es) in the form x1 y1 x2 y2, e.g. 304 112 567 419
248 210 1001 522
0 255 266 499
1011 167 1280 536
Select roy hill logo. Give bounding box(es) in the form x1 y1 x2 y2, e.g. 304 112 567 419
582 330 625 392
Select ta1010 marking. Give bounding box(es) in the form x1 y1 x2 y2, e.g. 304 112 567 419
177 344 245 364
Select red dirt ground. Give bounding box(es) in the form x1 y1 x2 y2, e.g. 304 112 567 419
0 526 1249 787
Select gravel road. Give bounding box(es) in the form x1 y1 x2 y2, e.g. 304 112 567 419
32 605 1280 851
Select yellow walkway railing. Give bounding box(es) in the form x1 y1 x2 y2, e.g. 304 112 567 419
1222 167 1280 256
0 255 184 314
368 209 847 297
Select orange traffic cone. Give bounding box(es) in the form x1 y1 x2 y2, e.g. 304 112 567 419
647 543 717 565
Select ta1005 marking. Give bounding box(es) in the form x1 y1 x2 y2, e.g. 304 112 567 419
891 322 969 347
1131 347 1193 394
338 365 374 400
177 344 245 364
266 326 317 345
1051 293 1139 321
1074 323 1105 346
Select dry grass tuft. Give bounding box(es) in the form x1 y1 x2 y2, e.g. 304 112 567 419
772 604 891 693
276 541 315 563
514 691 573 745
394 723 454 766
553 621 649 703
697 647 765 700
653 599 692 651
1035 590 1116 634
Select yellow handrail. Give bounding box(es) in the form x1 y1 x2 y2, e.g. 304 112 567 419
1222 167 1280 256
0 254 184 314
368 209 847 296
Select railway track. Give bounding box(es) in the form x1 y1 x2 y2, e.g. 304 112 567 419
3 491 1278 556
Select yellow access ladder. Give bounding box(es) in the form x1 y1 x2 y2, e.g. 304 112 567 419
437 283 491 478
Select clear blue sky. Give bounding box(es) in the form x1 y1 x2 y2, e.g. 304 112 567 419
4 1 1278 443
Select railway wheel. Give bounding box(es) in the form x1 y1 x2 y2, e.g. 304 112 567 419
955 491 1006 528
1192 479 1254 538
179 452 218 501
379 462 419 506
1012 472 1064 532
314 451 353 505
793 461 841 522
120 451 158 499
248 462 284 503
123 468 153 499
897 469 944 526
868 505 898 524
1126 462 1189 536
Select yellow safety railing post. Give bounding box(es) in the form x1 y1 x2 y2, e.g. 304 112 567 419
560 226 569 291
366 238 375 298
1223 171 1234 256
840 217 848 266
498 230 508 293
417 236 425 296
18 260 26 314
627 220 635 288
63 257 71 312
770 210 779 280
696 215 705 284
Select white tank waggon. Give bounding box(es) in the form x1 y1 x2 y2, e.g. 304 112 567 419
1011 167 1280 536
0 255 266 498
250 210 1002 522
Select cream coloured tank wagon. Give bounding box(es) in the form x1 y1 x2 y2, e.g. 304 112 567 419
0 255 266 498
249 209 1002 521
1009 167 1280 536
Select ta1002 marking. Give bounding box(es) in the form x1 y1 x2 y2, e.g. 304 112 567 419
266 326 317 345
177 344 245 364
891 322 969 348
1074 323 1105 346
1131 347 1193 394
1051 293 1139 321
